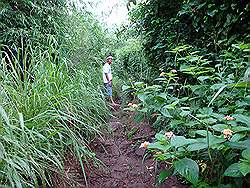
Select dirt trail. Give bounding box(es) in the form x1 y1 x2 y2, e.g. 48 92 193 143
85 110 185 188
87 111 156 187
54 110 186 188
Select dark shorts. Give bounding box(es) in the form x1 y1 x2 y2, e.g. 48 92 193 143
104 83 112 96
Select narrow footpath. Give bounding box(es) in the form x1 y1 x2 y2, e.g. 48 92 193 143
54 110 186 188
87 111 156 187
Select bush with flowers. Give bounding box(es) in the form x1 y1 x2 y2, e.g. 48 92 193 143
122 46 249 186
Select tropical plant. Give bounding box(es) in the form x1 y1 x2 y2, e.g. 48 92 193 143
128 0 249 74
123 43 249 186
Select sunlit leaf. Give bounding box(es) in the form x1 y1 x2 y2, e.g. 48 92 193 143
239 161 250 176
174 158 199 185
223 163 243 177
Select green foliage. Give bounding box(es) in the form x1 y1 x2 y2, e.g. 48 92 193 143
123 44 249 186
174 158 199 185
0 48 108 187
114 31 153 82
0 2 113 187
129 0 249 73
66 11 114 67
0 0 67 47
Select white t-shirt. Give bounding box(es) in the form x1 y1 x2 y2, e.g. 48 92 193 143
103 63 112 83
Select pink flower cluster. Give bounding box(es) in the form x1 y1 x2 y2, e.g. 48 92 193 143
165 131 175 139
224 115 235 121
223 129 233 139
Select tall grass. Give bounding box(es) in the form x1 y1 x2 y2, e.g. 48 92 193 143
0 34 110 187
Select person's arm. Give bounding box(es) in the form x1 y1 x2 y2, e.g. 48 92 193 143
105 73 111 86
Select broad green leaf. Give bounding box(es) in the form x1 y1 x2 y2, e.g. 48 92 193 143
155 133 167 142
226 142 248 150
223 163 242 177
134 113 144 123
241 139 250 149
236 100 249 107
152 102 164 111
148 143 171 151
211 113 225 119
145 85 162 91
239 161 250 176
160 106 172 118
138 108 148 113
242 149 250 161
232 114 250 126
155 93 168 100
186 142 208 151
198 107 213 115
231 126 250 132
235 108 247 114
218 107 229 113
138 93 147 102
179 97 189 102
210 83 226 90
169 120 185 126
134 82 144 87
158 169 172 184
198 76 210 82
212 124 229 132
209 134 225 146
168 100 179 108
231 133 246 142
162 153 175 160
195 130 209 137
122 85 131 91
171 136 196 148
203 118 217 124
186 121 200 128
180 110 190 117
194 131 224 146
174 158 199 185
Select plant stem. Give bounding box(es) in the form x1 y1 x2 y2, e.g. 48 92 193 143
188 113 213 162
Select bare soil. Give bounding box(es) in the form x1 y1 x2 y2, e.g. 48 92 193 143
53 109 187 188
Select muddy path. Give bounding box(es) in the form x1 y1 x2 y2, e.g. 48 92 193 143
86 111 156 187
53 110 186 188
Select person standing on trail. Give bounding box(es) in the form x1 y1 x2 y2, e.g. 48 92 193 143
103 54 118 106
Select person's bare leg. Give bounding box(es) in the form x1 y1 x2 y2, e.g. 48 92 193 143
110 96 118 106
110 96 115 105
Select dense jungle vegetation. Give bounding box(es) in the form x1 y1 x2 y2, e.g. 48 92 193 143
0 0 116 187
121 0 250 187
0 0 249 187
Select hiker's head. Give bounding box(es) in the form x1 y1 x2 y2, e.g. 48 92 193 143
106 55 113 64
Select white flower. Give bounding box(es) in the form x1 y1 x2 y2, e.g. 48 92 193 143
165 131 174 139
139 141 150 148
171 69 177 73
